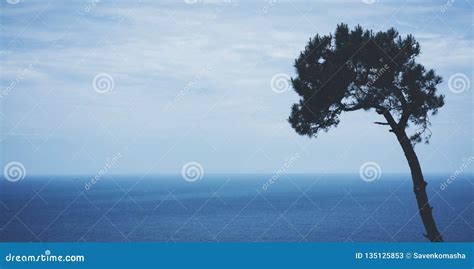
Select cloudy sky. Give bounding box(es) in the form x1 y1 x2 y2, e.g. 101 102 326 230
0 0 472 176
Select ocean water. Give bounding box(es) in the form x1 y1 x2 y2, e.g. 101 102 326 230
0 174 472 242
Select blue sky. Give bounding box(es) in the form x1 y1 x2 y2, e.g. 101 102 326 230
0 0 472 175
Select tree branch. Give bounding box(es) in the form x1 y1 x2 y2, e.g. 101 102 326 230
399 108 411 129
341 103 368 112
381 110 401 133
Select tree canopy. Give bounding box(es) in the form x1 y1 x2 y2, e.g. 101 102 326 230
289 23 445 144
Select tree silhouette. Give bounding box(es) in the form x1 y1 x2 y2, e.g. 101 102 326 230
288 24 445 242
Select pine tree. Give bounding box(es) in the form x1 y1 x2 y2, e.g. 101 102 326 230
289 24 445 242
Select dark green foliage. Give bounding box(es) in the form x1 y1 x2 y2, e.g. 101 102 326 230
289 24 445 144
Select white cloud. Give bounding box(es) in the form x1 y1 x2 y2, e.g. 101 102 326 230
1 1 472 173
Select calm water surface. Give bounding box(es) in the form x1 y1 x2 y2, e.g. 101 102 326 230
0 174 472 242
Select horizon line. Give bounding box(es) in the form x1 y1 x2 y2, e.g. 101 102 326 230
4 172 461 178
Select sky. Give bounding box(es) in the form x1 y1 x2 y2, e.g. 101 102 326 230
0 0 472 176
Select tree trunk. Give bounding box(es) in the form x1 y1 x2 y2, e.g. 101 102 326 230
393 129 443 242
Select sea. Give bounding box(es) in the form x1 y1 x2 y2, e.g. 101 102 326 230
0 174 472 242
